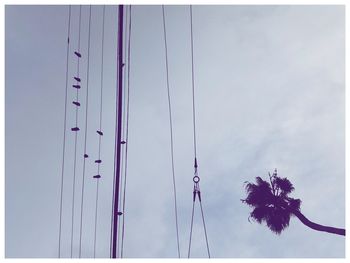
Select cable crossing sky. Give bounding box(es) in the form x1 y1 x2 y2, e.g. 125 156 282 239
58 5 211 258
187 5 211 258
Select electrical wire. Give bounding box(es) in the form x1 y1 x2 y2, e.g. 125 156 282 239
190 5 197 160
78 5 92 258
93 5 106 258
93 178 100 258
162 5 181 258
110 6 121 257
120 5 132 258
58 5 71 258
70 5 82 258
187 199 195 258
111 5 125 258
187 6 211 258
117 6 128 255
188 192 211 258
199 199 210 258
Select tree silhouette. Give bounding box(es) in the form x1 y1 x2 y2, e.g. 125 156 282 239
241 169 345 236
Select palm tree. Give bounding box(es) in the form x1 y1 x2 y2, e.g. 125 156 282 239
241 169 345 236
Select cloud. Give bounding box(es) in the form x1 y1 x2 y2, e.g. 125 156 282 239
5 5 344 258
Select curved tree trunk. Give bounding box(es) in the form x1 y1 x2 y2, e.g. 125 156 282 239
291 209 345 236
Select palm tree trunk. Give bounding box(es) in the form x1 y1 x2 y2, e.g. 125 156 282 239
292 209 345 236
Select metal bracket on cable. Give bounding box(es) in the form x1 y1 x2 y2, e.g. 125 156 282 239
188 157 211 259
193 176 201 202
193 157 201 202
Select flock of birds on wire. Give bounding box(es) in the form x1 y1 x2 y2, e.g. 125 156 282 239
57 5 211 258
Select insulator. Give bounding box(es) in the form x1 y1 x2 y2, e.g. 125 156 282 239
193 175 200 183
95 160 102 164
97 130 103 136
93 175 101 179
72 85 81 89
121 141 126 144
117 212 123 216
71 127 80 131
74 77 81 82
73 101 80 106
84 154 88 158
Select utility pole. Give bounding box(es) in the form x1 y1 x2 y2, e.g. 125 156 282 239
111 4 124 259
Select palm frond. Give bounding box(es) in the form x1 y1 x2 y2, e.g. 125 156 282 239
274 177 294 194
242 177 273 207
255 177 272 191
250 206 268 224
265 207 291 234
287 197 301 211
250 206 291 234
242 172 300 235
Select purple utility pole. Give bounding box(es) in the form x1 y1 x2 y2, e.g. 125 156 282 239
111 4 124 259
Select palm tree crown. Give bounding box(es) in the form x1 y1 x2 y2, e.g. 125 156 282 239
242 169 345 236
241 169 301 234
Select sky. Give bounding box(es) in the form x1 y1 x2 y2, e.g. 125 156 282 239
5 4 345 258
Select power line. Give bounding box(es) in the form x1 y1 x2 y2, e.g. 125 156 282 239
117 5 128 255
188 178 211 258
199 198 210 258
187 199 195 258
93 177 101 257
98 6 106 153
187 6 211 258
162 5 181 258
111 5 124 258
70 5 82 258
58 5 71 258
77 5 92 258
110 6 120 257
121 5 132 258
93 5 106 258
190 5 197 160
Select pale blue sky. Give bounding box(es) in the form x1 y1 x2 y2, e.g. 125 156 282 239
5 5 345 258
